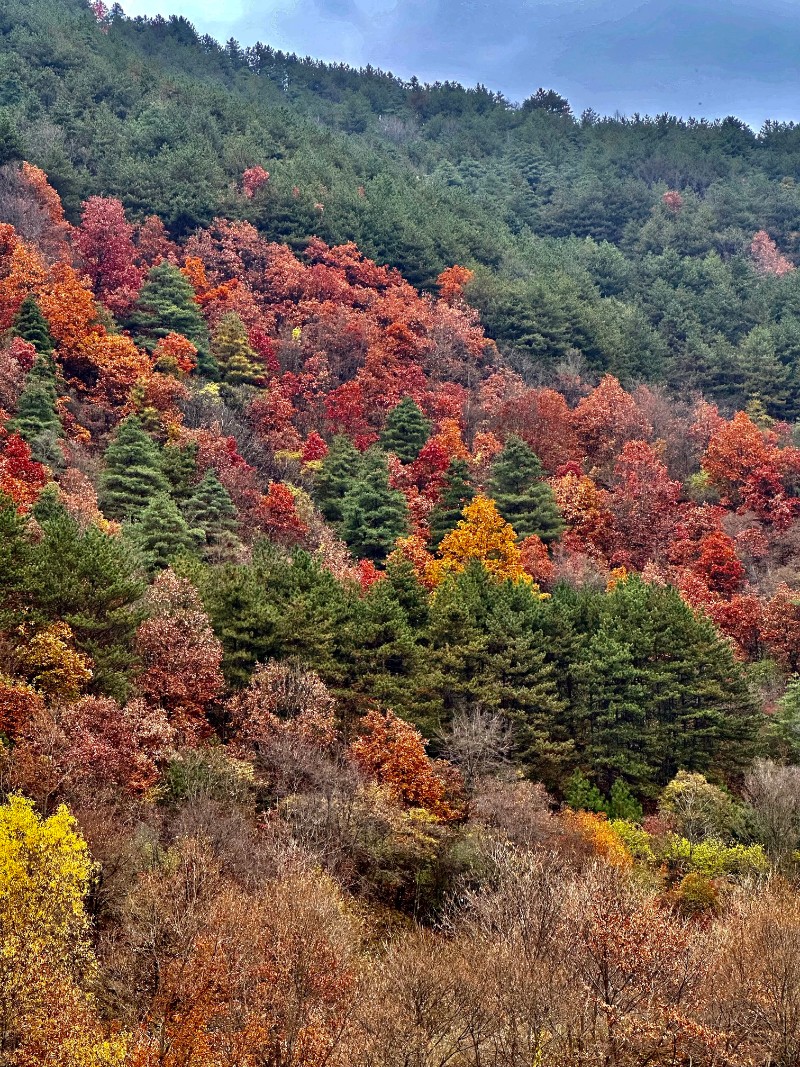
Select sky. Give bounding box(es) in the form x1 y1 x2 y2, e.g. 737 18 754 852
119 0 800 127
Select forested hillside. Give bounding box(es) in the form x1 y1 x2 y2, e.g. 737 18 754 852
4 2 800 1064
8 0 800 410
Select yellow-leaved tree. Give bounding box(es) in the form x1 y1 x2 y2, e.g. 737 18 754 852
0 795 127 1066
426 494 541 589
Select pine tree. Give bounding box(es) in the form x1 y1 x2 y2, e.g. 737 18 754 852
379 397 431 463
99 416 170 522
128 492 199 572
27 508 146 699
564 770 609 813
161 441 199 502
128 262 217 378
574 577 758 797
313 434 361 524
9 354 64 467
211 312 263 387
340 448 409 563
12 295 55 354
488 434 564 543
183 468 241 558
340 577 425 721
0 492 30 631
428 457 475 549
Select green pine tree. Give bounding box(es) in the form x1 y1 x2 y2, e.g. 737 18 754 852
608 778 643 821
9 354 64 467
210 312 264 387
313 434 362 524
183 468 241 559
488 434 564 543
128 262 218 378
161 441 199 502
26 507 146 700
573 577 758 797
12 295 55 354
340 448 409 564
564 770 609 814
0 492 31 632
99 416 170 522
128 492 200 572
428 457 475 549
379 396 431 463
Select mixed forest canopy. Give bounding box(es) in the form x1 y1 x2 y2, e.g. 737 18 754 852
4 1 800 1063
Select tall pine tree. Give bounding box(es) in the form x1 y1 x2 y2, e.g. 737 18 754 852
211 313 264 387
128 262 218 378
340 448 408 563
488 434 564 543
313 434 361 523
128 492 200 572
100 416 169 522
10 354 63 468
184 468 241 559
379 397 431 463
12 295 55 355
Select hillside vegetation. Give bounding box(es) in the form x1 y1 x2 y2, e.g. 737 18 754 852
3 3 800 1064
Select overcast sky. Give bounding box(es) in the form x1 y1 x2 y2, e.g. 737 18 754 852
119 0 800 127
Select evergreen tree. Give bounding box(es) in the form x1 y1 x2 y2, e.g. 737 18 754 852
183 468 241 558
340 448 409 563
379 396 431 463
340 577 425 721
26 508 146 700
99 416 169 522
128 492 200 572
426 563 566 766
210 312 263 387
9 354 64 467
488 434 564 543
313 434 361 523
128 262 218 378
161 441 199 502
573 578 757 797
0 492 30 631
428 457 475 549
12 295 55 354
564 770 609 813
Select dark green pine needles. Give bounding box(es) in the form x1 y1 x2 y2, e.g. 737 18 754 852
128 261 218 378
489 434 564 543
100 416 170 522
379 397 431 463
340 448 408 563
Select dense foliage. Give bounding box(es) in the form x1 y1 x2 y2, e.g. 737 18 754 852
4 2 800 1062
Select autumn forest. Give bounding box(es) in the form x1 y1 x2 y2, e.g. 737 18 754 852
4 1 800 1064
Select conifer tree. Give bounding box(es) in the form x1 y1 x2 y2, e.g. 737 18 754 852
428 457 475 549
161 441 199 502
313 433 361 523
26 507 146 699
379 396 431 463
12 295 55 354
127 492 199 572
99 415 169 521
211 312 264 387
128 261 218 378
184 468 241 558
488 434 564 543
10 354 63 467
340 448 408 563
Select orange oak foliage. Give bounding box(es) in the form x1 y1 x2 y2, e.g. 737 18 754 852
350 707 461 819
0 433 48 509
